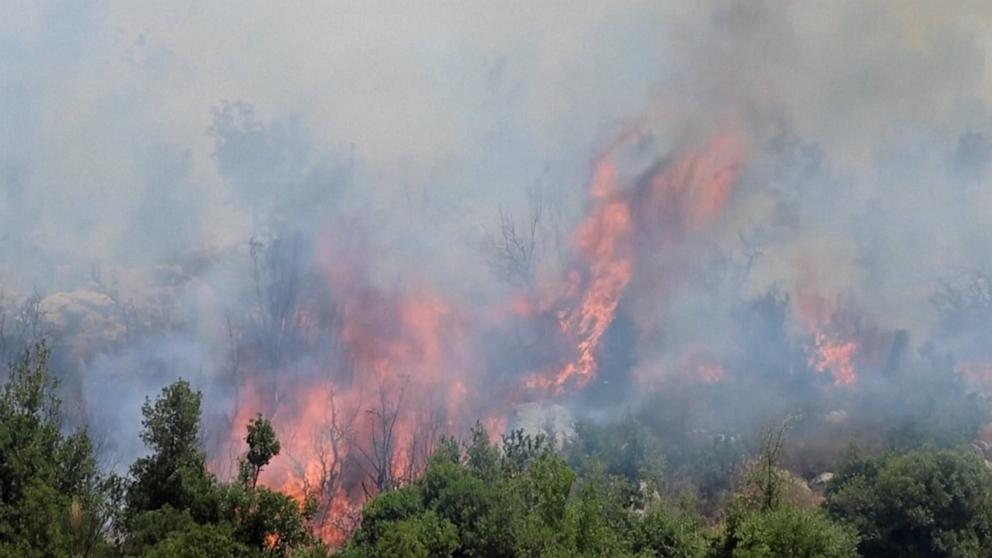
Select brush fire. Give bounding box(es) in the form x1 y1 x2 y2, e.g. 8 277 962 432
5 3 992 555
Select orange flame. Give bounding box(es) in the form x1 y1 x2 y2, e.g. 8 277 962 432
794 285 865 386
809 334 859 385
221 127 747 545
531 132 745 393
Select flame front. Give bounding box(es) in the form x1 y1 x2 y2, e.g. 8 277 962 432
220 128 749 544
528 132 746 393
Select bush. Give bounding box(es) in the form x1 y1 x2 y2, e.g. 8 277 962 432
721 505 858 558
826 449 992 557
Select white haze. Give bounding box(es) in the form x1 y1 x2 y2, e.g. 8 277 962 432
3 0 992 468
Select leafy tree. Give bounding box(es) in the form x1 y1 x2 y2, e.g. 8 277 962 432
126 378 216 521
714 414 858 558
240 413 281 488
345 484 426 551
565 414 665 504
0 342 115 557
721 506 858 558
141 521 250 558
124 380 324 557
632 505 710 558
370 511 458 558
826 449 992 557
338 424 710 558
219 481 320 555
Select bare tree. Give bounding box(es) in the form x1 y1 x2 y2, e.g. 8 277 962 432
244 233 310 413
0 288 48 369
90 265 139 339
355 376 409 497
287 385 361 534
485 193 544 290
249 235 303 370
734 229 766 292
746 413 799 511
402 401 446 485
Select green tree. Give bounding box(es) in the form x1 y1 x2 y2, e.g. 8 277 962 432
714 414 857 558
239 413 281 488
338 424 710 558
124 381 324 557
722 506 858 558
565 414 665 505
225 413 323 556
0 342 115 557
126 378 216 520
220 481 320 555
632 504 710 558
141 521 250 558
826 449 992 557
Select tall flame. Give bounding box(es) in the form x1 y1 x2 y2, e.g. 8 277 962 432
531 132 745 393
221 128 747 544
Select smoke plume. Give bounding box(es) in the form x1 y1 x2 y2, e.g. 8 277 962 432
4 0 992 543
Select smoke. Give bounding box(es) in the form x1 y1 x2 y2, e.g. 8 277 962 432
4 0 992 542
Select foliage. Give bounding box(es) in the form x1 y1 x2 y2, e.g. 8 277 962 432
713 415 859 558
0 342 117 557
123 378 325 557
720 505 859 558
826 449 992 557
239 413 281 488
126 379 215 521
337 422 709 558
564 414 665 507
6 344 992 558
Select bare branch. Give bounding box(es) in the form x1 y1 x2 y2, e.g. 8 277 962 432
485 194 544 290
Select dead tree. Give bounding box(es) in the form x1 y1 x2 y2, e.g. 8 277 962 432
90 266 139 339
249 235 303 370
245 234 308 413
485 194 544 290
402 401 446 485
0 289 47 369
355 376 409 498
734 229 766 293
747 413 799 511
287 385 361 534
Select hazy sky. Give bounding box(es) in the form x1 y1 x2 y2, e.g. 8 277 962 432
3 0 992 334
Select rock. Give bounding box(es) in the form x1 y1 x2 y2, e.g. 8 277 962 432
809 472 834 490
41 289 128 358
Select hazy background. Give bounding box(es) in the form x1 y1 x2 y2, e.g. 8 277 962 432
3 0 992 477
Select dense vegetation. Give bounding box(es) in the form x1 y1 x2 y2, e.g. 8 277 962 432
0 343 325 557
3 342 992 557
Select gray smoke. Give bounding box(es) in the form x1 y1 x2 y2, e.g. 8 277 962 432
3 1 992 479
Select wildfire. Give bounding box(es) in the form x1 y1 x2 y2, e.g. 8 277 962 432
216 231 485 544
793 284 882 386
549 159 634 390
531 132 745 393
685 350 728 384
808 334 859 385
222 127 747 545
796 295 860 386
